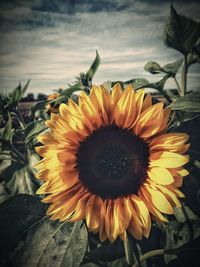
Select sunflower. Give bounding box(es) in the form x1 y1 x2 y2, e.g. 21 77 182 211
35 84 189 242
46 92 60 113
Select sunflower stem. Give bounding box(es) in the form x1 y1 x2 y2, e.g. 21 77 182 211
180 55 188 96
132 249 165 267
181 204 194 241
133 246 200 267
173 76 181 95
159 89 172 104
123 236 136 267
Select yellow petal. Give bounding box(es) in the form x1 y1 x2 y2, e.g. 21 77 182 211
158 107 171 132
128 213 143 240
85 195 102 231
36 168 50 181
150 151 189 168
113 198 131 234
46 113 60 129
166 185 185 198
173 174 183 187
35 145 47 157
58 192 85 221
139 187 168 222
99 201 107 242
141 94 152 112
133 89 145 124
59 103 69 119
37 132 57 145
111 83 123 105
79 90 102 129
135 103 164 138
57 150 77 164
149 132 189 153
105 201 114 242
36 176 69 194
169 168 187 187
67 98 83 118
177 168 189 177
119 231 127 241
114 86 136 128
105 200 119 243
70 193 91 222
145 185 174 214
156 185 182 208
130 195 151 231
59 168 79 188
148 167 174 185
90 85 111 126
42 182 82 203
178 144 190 154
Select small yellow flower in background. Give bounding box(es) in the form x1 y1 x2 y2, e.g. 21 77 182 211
46 92 60 113
35 83 189 243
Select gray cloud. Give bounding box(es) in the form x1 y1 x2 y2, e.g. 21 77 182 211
0 0 199 95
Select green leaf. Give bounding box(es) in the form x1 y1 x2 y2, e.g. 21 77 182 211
135 74 173 102
0 182 10 204
181 169 200 217
21 79 30 97
163 4 200 54
163 58 183 75
142 74 170 91
144 59 183 78
170 92 200 112
0 160 24 182
108 258 129 267
81 263 99 267
175 111 200 125
124 78 149 89
173 116 200 215
12 220 88 267
86 50 100 80
166 236 200 267
144 61 163 74
0 194 47 261
140 224 163 252
123 237 135 266
0 151 11 179
31 100 48 115
194 160 200 168
50 84 82 107
7 166 39 195
187 52 200 67
24 121 36 136
7 83 22 107
1 113 13 142
25 120 47 142
86 238 124 262
60 83 82 98
187 42 200 67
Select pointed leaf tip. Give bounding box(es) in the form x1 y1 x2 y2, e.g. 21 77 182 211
87 50 101 80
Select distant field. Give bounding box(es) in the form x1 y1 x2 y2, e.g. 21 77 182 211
18 94 165 113
19 101 37 116
19 101 37 110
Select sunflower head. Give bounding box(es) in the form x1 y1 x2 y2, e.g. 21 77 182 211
46 92 60 113
36 83 189 243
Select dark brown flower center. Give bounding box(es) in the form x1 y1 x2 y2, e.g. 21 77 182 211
76 125 149 199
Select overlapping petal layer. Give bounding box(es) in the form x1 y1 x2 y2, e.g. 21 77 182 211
36 84 189 242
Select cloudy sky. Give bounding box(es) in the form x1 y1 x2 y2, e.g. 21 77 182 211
0 0 200 96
